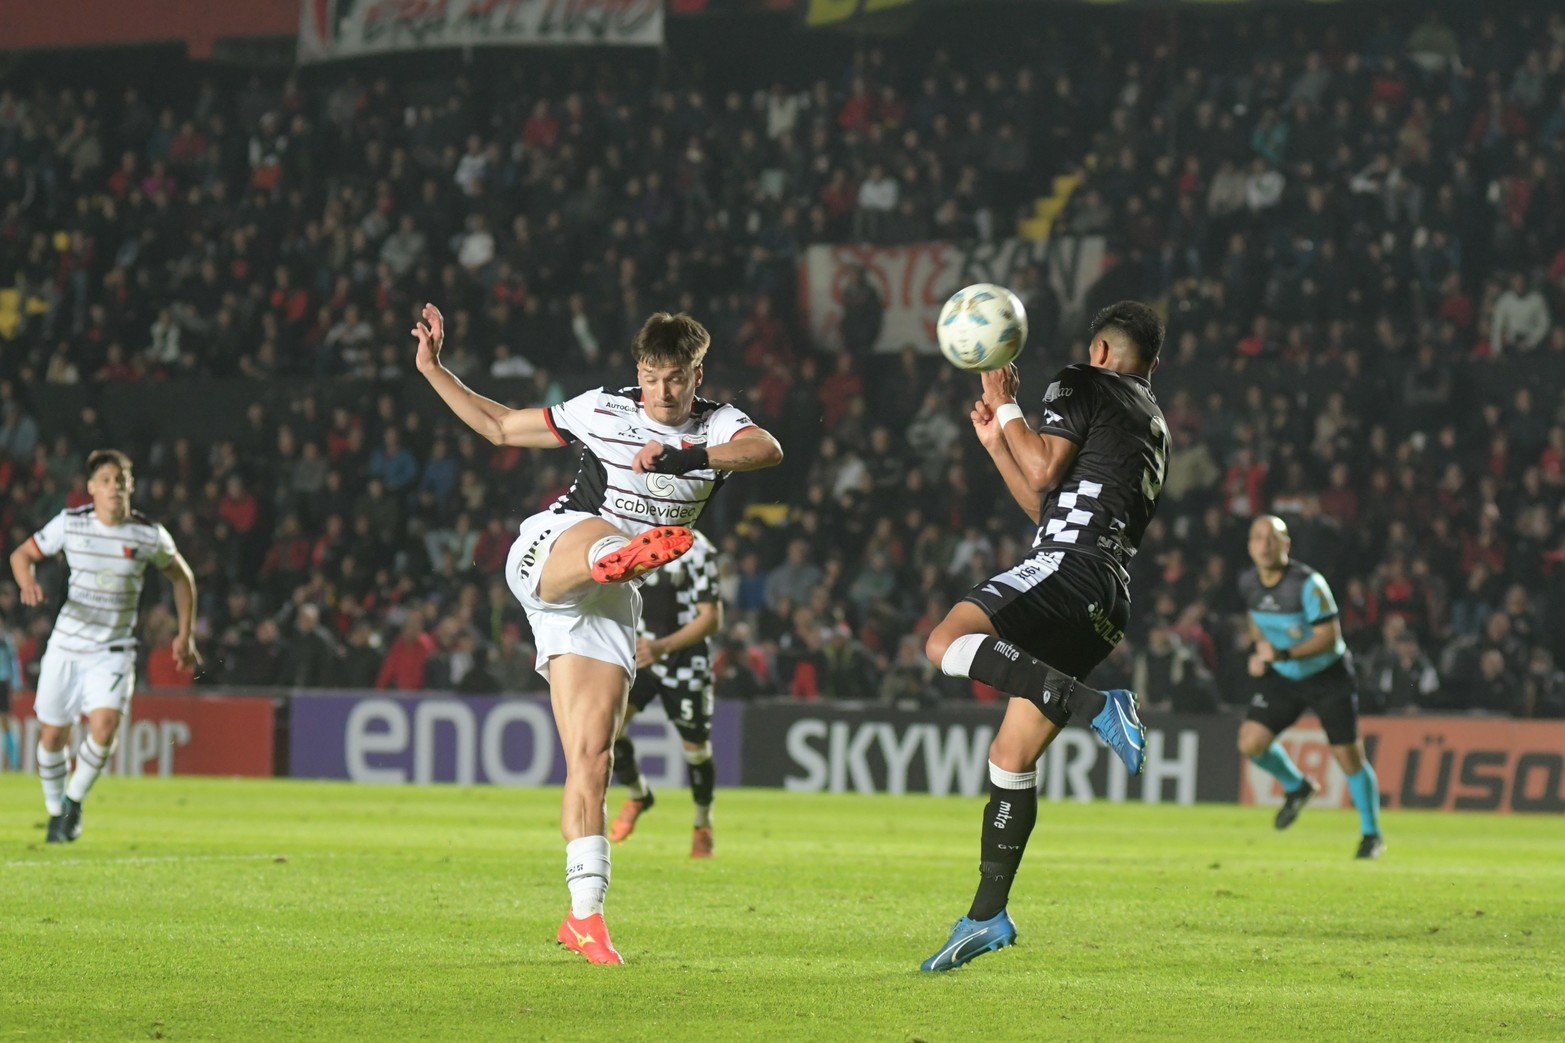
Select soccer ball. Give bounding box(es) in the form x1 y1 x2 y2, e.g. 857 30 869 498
936 283 1028 371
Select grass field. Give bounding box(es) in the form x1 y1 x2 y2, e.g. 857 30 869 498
2 776 1562 1041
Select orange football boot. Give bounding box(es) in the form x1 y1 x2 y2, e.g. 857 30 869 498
557 912 624 965
609 795 654 843
691 826 714 859
590 526 694 584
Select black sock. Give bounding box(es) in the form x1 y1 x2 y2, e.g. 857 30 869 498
611 737 640 789
688 757 715 809
967 775 1039 921
965 637 1103 726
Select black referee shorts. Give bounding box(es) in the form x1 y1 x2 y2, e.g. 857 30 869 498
1244 657 1361 745
629 667 714 744
962 549 1129 681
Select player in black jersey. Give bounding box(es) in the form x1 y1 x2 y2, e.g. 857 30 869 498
607 529 722 858
918 301 1169 972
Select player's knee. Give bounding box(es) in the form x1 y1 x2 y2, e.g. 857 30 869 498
987 738 1035 776
682 741 712 765
924 627 953 667
1237 733 1268 759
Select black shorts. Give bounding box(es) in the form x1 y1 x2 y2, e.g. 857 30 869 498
1244 658 1360 745
0 680 9 713
629 668 713 744
962 549 1129 681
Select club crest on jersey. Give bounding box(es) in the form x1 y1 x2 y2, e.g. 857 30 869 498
680 436 706 449
122 546 136 558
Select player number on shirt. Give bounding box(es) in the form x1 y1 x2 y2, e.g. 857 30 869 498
1141 416 1168 502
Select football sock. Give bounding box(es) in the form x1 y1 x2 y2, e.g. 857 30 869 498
2 727 17 770
612 737 649 799
38 744 67 816
1347 763 1382 837
967 761 1039 922
1251 741 1306 792
565 835 611 919
66 736 111 803
586 534 630 568
940 633 1102 727
684 743 715 825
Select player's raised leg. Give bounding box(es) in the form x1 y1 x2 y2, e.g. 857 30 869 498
550 652 630 965
1333 740 1384 859
58 707 122 842
537 517 691 601
927 602 1146 774
921 696 1060 972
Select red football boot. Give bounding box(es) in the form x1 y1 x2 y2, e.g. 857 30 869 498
590 526 694 584
557 912 625 965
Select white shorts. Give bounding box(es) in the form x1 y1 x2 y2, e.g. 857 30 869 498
506 510 640 684
33 645 137 727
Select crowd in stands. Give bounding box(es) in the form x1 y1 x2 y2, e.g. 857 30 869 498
2 4 1564 717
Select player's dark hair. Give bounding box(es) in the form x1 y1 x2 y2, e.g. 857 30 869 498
85 448 133 478
633 312 710 370
1089 300 1164 365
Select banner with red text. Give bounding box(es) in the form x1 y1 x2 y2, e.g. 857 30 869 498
798 235 1105 354
299 0 665 63
9 691 276 778
1240 716 1565 814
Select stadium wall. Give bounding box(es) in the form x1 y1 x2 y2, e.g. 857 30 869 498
6 692 1563 813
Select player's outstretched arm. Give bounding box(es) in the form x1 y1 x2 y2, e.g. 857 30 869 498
982 366 1078 497
971 399 1041 524
8 539 46 606
412 302 564 449
159 552 202 672
632 428 784 474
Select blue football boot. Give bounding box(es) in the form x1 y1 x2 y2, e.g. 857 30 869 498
919 910 1017 972
1092 689 1147 775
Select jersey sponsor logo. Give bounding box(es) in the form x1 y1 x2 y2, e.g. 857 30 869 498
645 473 678 497
1251 693 1267 708
1042 408 1065 425
1044 381 1072 402
1260 595 1280 611
611 496 701 523
1086 602 1124 647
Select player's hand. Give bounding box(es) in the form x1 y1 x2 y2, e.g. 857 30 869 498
411 302 445 373
635 637 664 669
970 399 1003 450
631 440 665 474
173 631 203 673
1254 640 1276 664
981 363 1019 408
18 577 45 606
1247 653 1268 678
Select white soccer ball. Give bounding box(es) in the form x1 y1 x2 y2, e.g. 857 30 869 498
936 283 1028 371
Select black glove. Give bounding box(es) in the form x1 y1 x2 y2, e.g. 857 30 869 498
648 444 709 474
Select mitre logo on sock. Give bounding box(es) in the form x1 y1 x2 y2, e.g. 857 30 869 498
993 801 1013 829
996 642 1020 661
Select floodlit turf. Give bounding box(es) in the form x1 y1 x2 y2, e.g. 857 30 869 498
2 777 1561 1041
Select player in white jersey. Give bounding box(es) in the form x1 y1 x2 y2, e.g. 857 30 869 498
8 449 200 842
412 303 782 964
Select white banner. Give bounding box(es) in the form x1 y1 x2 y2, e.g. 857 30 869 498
299 0 664 63
798 235 1106 354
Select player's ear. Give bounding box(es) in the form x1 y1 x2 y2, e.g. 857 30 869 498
693 362 703 389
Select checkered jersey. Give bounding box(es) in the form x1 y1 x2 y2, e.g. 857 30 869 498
545 387 756 533
635 529 719 693
30 506 177 654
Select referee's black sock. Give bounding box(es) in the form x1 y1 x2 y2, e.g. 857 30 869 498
940 634 1105 727
968 761 1039 922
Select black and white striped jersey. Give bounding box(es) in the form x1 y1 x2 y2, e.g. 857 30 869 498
545 387 756 533
1032 363 1169 582
30 506 177 654
635 529 720 692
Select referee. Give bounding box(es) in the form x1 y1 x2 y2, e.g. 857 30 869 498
608 528 722 858
1237 515 1384 859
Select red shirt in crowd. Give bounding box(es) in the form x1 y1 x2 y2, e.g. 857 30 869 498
377 631 434 690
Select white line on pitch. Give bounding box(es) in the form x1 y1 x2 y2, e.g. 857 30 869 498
2 853 289 868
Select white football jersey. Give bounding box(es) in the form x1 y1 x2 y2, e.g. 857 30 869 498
545 387 756 532
30 506 177 654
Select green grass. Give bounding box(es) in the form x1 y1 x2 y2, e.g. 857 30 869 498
1 776 1561 1041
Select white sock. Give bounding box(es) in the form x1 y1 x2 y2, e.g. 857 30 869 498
989 759 1037 790
66 737 111 803
38 744 68 816
565 835 611 919
684 743 713 828
586 534 629 567
940 633 987 678
693 804 712 829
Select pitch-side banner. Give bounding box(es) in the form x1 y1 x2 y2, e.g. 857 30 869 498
739 703 1239 803
288 691 741 787
798 235 1106 354
7 691 275 777
1241 716 1565 814
298 0 665 63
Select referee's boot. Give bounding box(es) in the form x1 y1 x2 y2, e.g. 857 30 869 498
1091 689 1147 775
59 796 84 842
1274 777 1319 830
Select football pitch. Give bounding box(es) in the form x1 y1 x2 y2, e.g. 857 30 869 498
2 777 1561 1041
